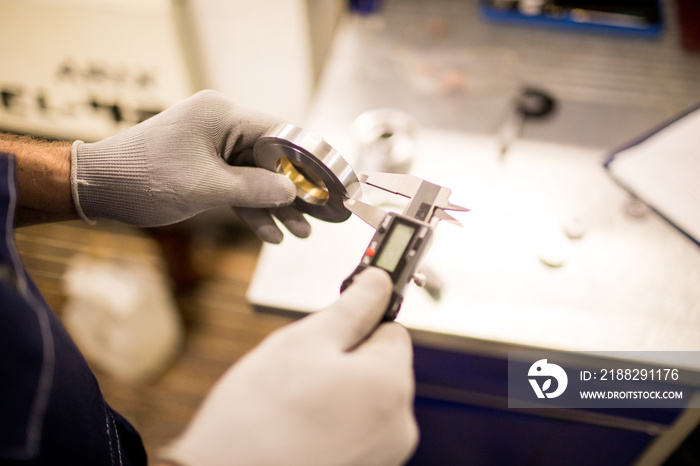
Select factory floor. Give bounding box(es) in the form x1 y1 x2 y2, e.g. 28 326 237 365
14 219 296 459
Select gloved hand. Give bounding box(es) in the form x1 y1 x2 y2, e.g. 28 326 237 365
71 90 310 243
158 267 418 466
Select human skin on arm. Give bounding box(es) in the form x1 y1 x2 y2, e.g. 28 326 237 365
0 132 78 226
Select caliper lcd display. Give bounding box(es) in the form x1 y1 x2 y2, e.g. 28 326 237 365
374 221 416 273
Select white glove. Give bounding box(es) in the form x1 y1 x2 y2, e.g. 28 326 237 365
159 267 418 466
71 90 310 243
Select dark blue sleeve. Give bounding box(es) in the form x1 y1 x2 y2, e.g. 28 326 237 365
0 152 147 465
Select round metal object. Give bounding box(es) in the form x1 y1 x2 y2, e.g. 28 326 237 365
352 109 416 174
517 87 556 118
254 123 360 222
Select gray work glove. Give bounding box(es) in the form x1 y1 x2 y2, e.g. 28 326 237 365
159 267 419 466
71 90 310 243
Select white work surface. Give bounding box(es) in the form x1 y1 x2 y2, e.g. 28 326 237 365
250 2 700 358
247 128 700 353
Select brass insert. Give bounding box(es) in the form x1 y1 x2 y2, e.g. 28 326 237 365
277 157 329 205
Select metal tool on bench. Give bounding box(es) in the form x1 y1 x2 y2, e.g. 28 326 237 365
254 123 468 321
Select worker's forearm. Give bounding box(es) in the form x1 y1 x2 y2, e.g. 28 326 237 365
0 132 78 226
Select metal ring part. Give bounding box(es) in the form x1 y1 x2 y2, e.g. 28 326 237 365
254 123 360 222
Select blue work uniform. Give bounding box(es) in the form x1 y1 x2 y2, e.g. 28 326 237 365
0 153 147 465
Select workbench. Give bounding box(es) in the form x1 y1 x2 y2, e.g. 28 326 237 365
248 1 700 464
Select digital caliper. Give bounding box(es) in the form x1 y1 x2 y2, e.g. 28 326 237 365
254 123 468 321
